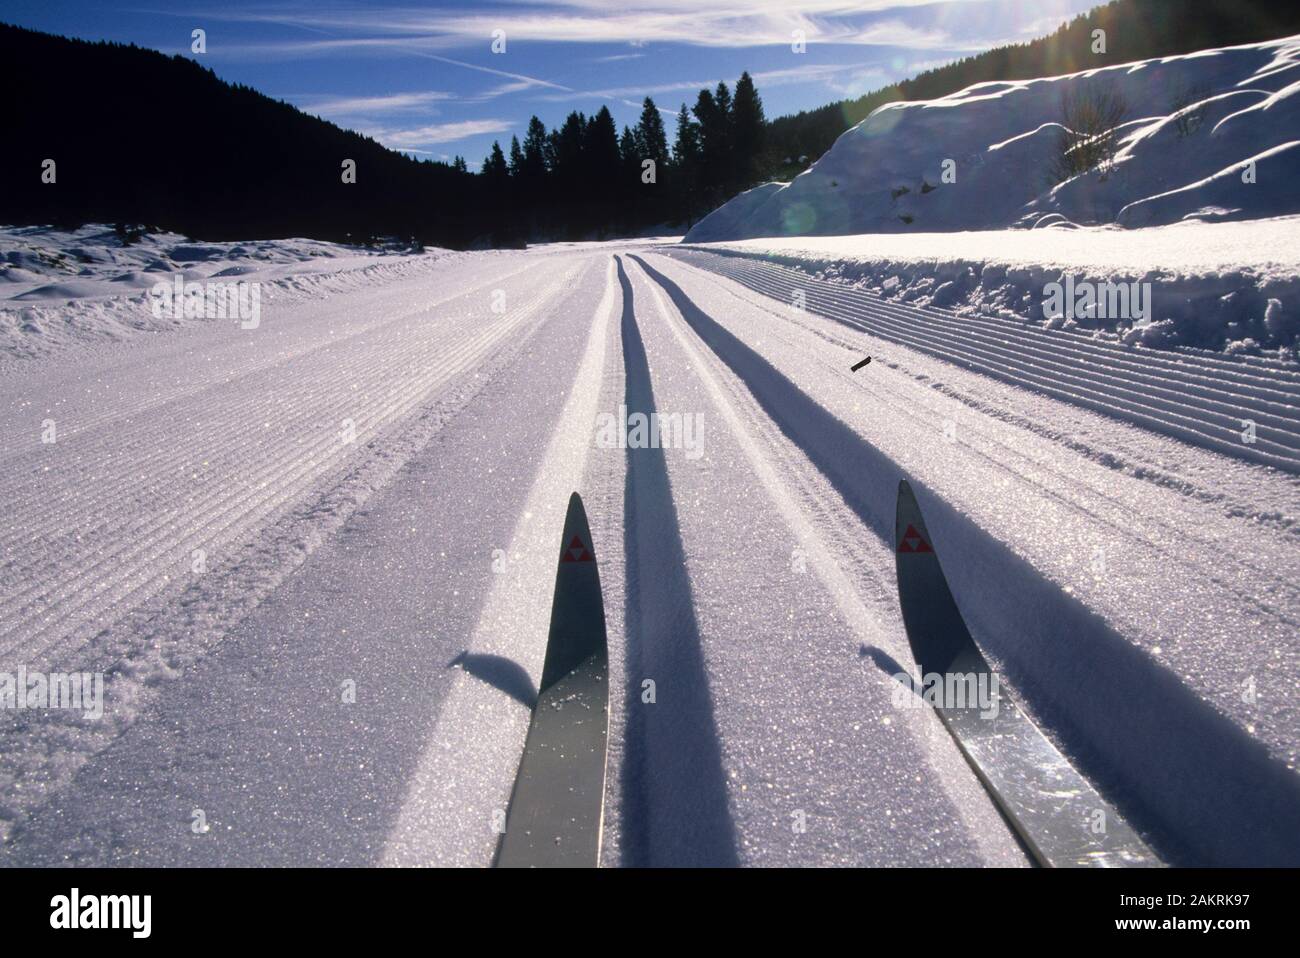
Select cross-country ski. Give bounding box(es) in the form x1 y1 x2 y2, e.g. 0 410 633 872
894 480 1160 868
495 493 610 868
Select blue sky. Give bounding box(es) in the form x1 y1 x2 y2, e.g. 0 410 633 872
3 0 1099 165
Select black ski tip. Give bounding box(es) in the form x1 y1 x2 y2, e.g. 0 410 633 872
540 491 607 693
894 479 976 676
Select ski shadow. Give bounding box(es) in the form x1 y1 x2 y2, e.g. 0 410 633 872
614 255 740 867
632 254 1300 867
860 644 914 682
448 651 536 709
861 645 925 704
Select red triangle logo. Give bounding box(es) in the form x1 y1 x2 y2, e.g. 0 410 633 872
560 534 594 563
898 524 933 554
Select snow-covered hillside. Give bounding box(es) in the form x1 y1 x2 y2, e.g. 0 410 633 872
686 35 1300 241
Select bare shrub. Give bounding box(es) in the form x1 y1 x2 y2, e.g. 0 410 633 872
1171 82 1212 138
1050 82 1129 184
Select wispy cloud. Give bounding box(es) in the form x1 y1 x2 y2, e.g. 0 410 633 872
368 118 514 149
535 61 866 103
402 49 572 93
163 1 1056 54
301 90 455 118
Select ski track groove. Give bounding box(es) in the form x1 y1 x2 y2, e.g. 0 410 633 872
668 250 1300 472
0 256 543 463
1 277 561 658
676 250 1300 389
0 257 547 522
635 252 1300 864
624 254 1025 866
4 269 574 667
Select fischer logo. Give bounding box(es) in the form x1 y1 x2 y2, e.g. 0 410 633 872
50 889 151 939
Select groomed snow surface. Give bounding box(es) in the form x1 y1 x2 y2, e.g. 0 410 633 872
1 225 1297 867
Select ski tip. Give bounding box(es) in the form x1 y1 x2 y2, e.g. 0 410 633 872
541 491 607 693
558 492 597 566
894 478 976 676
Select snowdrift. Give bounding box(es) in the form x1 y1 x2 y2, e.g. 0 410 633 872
683 218 1300 354
686 36 1300 241
0 225 452 360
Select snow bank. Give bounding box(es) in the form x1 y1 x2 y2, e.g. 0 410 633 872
687 36 1300 241
683 217 1300 355
0 225 454 360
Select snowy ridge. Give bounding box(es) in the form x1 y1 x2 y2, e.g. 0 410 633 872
686 35 1300 242
682 216 1300 355
667 247 1300 473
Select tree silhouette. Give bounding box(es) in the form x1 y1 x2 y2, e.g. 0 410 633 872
5 0 1298 247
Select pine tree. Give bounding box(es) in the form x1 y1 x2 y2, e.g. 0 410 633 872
583 106 621 234
619 124 642 229
692 87 729 203
518 118 550 238
714 81 733 118
585 106 621 176
672 102 702 225
521 116 549 184
550 112 588 236
481 140 508 182
673 103 700 167
635 97 670 173
731 71 766 189
508 135 524 178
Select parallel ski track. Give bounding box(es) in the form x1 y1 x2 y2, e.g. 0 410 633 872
0 257 581 667
668 248 1300 473
639 252 1300 856
650 253 1300 636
